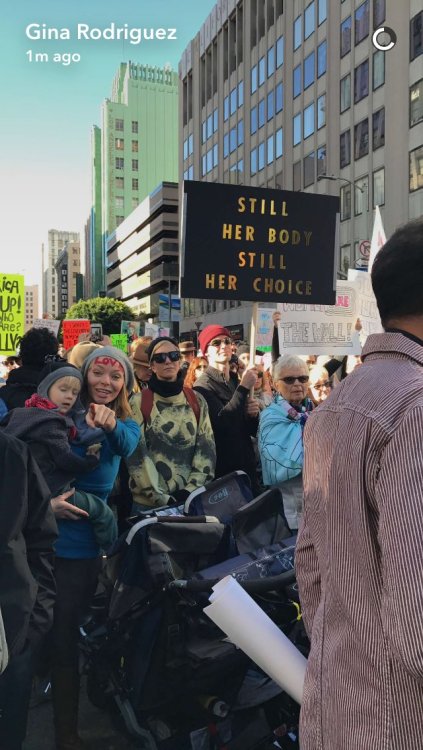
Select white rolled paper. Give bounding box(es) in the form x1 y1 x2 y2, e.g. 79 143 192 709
204 575 307 705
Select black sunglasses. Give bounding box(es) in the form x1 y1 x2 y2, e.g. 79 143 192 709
209 337 232 347
280 375 309 385
151 351 181 364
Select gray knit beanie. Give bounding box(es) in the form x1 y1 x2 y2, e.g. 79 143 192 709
81 345 134 393
37 361 83 400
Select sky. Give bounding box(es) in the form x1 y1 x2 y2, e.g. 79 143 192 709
0 0 217 290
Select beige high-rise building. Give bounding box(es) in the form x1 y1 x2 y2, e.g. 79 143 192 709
54 241 84 317
24 285 39 331
179 0 423 338
42 229 79 317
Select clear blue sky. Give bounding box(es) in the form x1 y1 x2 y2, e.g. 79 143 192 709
0 0 216 289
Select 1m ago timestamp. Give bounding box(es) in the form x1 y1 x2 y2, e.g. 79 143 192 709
26 49 81 66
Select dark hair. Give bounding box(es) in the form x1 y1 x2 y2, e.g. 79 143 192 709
371 219 423 327
18 327 59 368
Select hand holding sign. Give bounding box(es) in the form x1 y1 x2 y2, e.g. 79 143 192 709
272 311 281 327
240 367 258 390
245 396 260 419
86 403 116 433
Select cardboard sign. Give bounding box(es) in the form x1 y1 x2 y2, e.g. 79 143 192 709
277 281 361 355
110 333 129 353
121 320 140 343
62 319 91 349
256 308 275 352
158 294 181 322
145 323 159 338
33 318 61 337
180 181 339 304
0 274 24 355
348 270 383 336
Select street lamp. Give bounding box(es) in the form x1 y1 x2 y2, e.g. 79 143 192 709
318 174 369 273
194 320 202 350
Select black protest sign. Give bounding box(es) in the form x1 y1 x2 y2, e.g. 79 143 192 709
180 181 338 304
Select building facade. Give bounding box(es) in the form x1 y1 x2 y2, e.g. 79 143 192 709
54 241 84 317
106 182 179 327
42 229 79 317
24 285 39 331
88 63 179 297
178 0 423 338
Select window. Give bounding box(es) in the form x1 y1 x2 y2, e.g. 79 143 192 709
207 115 213 139
201 121 207 144
184 138 188 159
293 65 301 98
340 16 351 57
132 159 138 171
202 154 207 176
276 36 284 67
267 135 274 165
410 79 423 127
355 1 369 46
267 47 275 77
410 12 423 61
294 16 302 50
276 128 283 158
317 41 327 77
131 140 138 152
251 65 258 93
250 148 257 175
116 177 124 189
224 134 229 158
230 87 237 115
115 119 124 131
304 103 315 139
188 134 193 154
340 184 351 220
132 197 138 210
115 157 124 169
276 83 283 113
251 106 258 134
373 50 385 90
213 144 218 168
304 2 315 39
340 245 351 275
318 0 327 25
258 142 265 171
258 99 265 128
132 178 138 190
304 52 315 89
354 59 369 103
304 151 315 187
354 118 369 160
340 130 351 168
213 108 218 132
317 94 326 128
372 108 385 150
293 113 302 146
267 90 274 120
115 138 124 150
374 0 385 28
116 216 124 226
409 146 423 191
340 74 351 112
238 159 243 173
230 126 237 152
317 145 326 176
373 168 385 207
131 121 138 133
207 149 213 173
354 176 368 215
293 161 301 191
224 96 229 121
258 56 266 86
238 120 244 146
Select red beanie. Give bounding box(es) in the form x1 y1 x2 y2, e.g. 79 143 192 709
198 325 231 354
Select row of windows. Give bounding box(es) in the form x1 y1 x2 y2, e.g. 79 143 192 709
293 41 327 97
339 170 385 224
293 145 326 191
224 121 244 157
115 177 139 190
224 82 244 120
183 133 194 159
202 144 219 176
115 119 138 133
340 108 385 167
340 51 384 113
294 0 327 51
115 197 139 210
115 158 139 171
251 84 283 133
115 138 139 152
183 165 194 181
410 79 423 127
293 95 326 146
410 12 423 62
250 129 283 174
251 36 283 94
410 145 423 192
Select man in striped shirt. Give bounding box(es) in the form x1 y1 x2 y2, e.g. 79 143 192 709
296 219 423 749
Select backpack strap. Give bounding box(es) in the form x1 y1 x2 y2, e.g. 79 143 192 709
141 386 200 426
183 387 200 426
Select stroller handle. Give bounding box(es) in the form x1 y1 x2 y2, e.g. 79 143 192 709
168 569 296 594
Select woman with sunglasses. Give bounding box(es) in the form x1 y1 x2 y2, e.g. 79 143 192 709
258 354 313 532
127 336 216 510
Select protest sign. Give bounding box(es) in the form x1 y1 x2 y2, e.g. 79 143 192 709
62 319 91 349
277 281 361 355
367 205 386 272
347 270 383 336
159 294 181 322
256 308 275 352
145 323 159 338
0 274 24 355
181 181 338 304
110 333 128 353
121 320 140 343
33 318 61 337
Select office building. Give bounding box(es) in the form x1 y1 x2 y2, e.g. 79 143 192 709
42 229 79 317
179 0 423 337
54 241 84 317
24 285 39 331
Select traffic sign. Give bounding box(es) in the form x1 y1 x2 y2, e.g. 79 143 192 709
359 240 371 258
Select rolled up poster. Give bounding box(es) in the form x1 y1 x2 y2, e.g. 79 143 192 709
204 575 307 705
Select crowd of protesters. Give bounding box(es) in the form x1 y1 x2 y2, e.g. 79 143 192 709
0 217 422 750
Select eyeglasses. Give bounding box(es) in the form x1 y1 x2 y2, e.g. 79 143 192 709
313 381 331 390
150 351 181 364
279 375 309 385
209 337 232 347
44 354 66 363
195 365 208 370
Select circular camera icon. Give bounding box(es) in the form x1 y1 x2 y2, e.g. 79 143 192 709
372 26 397 51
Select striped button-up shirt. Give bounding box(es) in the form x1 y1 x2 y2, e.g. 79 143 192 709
296 332 423 749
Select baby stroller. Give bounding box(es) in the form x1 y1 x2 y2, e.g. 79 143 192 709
80 472 308 750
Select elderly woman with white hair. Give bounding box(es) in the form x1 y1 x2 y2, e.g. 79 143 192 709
258 354 313 532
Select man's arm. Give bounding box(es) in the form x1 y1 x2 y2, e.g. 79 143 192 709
295 514 321 638
377 405 423 681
